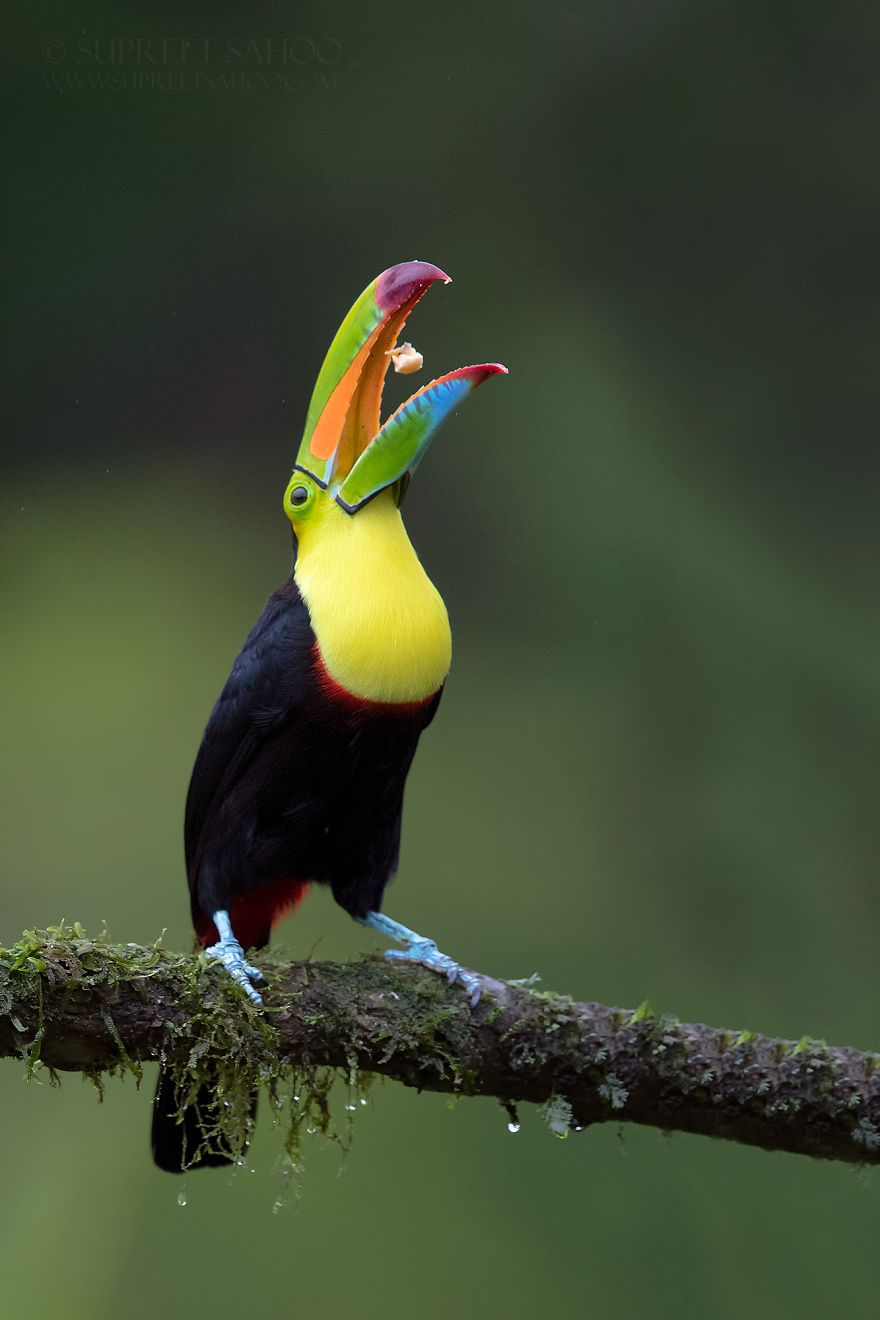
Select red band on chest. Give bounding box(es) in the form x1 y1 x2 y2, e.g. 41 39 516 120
311 642 438 716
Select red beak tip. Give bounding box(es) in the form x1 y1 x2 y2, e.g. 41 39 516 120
375 261 451 312
469 362 509 380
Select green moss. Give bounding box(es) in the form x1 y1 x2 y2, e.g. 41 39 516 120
0 923 372 1175
540 1094 574 1137
597 1074 629 1111
852 1117 880 1151
628 999 654 1025
792 1035 828 1056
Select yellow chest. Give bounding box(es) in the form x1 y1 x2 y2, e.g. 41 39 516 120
292 491 451 703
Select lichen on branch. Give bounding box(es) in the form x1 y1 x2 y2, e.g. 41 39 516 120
2 924 879 1166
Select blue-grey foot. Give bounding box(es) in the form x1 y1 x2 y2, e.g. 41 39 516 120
204 909 265 1005
357 911 482 1006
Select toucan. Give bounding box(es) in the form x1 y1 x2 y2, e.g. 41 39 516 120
151 261 506 1171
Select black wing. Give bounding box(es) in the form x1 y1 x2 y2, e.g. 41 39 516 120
184 577 315 883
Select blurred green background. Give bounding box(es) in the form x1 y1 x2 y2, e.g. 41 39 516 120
3 2 880 1316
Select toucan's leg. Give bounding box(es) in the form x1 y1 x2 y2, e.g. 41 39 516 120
204 909 265 1005
356 911 481 1006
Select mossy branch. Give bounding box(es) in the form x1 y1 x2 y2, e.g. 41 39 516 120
2 925 879 1164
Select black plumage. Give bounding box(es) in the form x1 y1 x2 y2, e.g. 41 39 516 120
151 572 441 1172
186 575 440 947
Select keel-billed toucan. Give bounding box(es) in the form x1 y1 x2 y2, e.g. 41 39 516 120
151 261 506 1171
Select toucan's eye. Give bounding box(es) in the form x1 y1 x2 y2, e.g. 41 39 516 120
289 485 310 507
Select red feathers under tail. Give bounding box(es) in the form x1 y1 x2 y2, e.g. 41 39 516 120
196 878 309 951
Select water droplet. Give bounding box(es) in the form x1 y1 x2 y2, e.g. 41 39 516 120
177 1191 187 1207
502 1101 520 1132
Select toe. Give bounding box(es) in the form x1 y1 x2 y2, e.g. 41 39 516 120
382 943 480 1006
228 964 263 1005
204 941 265 1005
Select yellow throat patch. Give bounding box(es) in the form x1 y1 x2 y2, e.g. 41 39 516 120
292 488 451 703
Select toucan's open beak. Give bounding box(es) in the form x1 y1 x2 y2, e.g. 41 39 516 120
293 261 507 512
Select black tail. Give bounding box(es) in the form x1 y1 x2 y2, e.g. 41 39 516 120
151 1067 257 1173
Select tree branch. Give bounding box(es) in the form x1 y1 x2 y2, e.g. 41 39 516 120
2 927 878 1164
